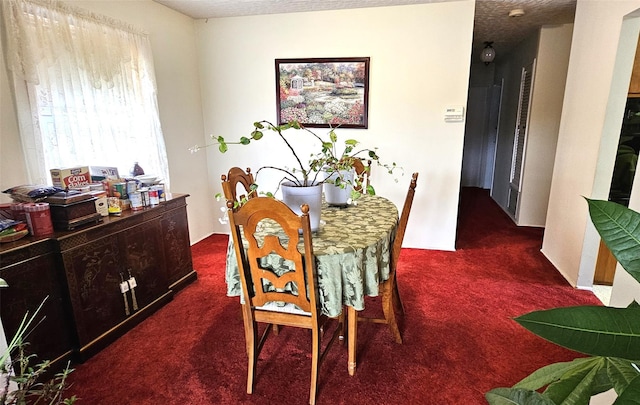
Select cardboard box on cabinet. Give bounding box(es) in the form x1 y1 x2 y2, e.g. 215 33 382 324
50 166 91 188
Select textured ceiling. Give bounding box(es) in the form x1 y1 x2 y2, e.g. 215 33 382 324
152 0 577 61
474 0 576 57
153 0 449 19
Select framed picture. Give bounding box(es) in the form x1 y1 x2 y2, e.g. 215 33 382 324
275 57 370 129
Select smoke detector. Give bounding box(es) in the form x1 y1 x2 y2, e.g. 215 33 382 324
509 9 525 17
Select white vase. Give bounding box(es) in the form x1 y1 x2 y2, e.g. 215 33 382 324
323 169 353 207
280 182 323 231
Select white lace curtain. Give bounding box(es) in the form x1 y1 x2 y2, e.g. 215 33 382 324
2 0 170 188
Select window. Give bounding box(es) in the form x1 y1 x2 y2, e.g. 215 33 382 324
2 0 169 187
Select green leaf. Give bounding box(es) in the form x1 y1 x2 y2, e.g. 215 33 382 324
515 306 640 359
345 139 358 146
515 358 599 391
253 121 264 129
0 278 7 288
592 360 614 395
485 387 555 404
366 185 376 195
329 130 337 143
251 130 263 140
586 198 640 285
240 137 250 145
216 135 225 142
615 374 640 404
218 142 228 153
607 358 640 395
543 357 604 404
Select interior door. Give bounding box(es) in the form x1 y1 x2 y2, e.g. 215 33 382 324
483 83 503 190
461 87 490 187
507 61 536 218
461 85 501 189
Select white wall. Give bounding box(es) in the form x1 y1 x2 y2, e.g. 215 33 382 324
542 0 640 288
0 0 215 244
196 1 475 250
517 24 573 227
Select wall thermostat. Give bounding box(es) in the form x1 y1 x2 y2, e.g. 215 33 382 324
444 106 465 122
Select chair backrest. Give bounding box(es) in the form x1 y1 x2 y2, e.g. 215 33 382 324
221 167 255 203
352 159 371 193
227 197 319 317
391 172 418 270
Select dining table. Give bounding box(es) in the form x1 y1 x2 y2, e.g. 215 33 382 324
225 194 399 376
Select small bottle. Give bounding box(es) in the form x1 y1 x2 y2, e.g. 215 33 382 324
131 162 144 176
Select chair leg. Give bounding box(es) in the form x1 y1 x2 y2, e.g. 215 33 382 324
309 327 321 405
241 304 251 356
392 278 404 315
339 311 346 344
246 321 258 394
348 306 358 376
382 278 403 344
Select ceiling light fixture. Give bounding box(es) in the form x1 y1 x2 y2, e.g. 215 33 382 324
509 8 525 17
480 41 495 65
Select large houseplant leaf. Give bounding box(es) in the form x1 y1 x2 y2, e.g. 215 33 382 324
607 357 640 395
586 198 640 284
615 374 640 404
543 357 603 404
514 306 640 359
514 358 599 391
485 387 555 404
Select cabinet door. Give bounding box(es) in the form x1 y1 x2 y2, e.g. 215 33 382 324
121 219 168 308
0 244 74 366
161 204 194 289
62 233 127 346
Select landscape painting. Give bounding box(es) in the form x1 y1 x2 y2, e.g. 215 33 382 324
275 57 370 128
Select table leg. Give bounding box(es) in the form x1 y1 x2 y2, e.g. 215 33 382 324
348 306 357 376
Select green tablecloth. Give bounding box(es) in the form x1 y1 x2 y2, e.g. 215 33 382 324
225 194 399 317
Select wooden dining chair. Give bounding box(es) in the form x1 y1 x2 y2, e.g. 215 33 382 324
221 167 256 203
222 167 275 346
227 197 344 405
358 172 418 344
352 159 371 193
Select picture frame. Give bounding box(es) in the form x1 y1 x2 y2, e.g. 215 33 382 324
275 57 370 129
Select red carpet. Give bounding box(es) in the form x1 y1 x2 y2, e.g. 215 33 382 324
66 188 601 404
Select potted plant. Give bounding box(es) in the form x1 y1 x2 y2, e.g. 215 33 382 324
0 293 76 405
485 199 640 405
310 129 377 207
192 120 399 228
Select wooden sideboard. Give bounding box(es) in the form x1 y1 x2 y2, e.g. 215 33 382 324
0 193 196 367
